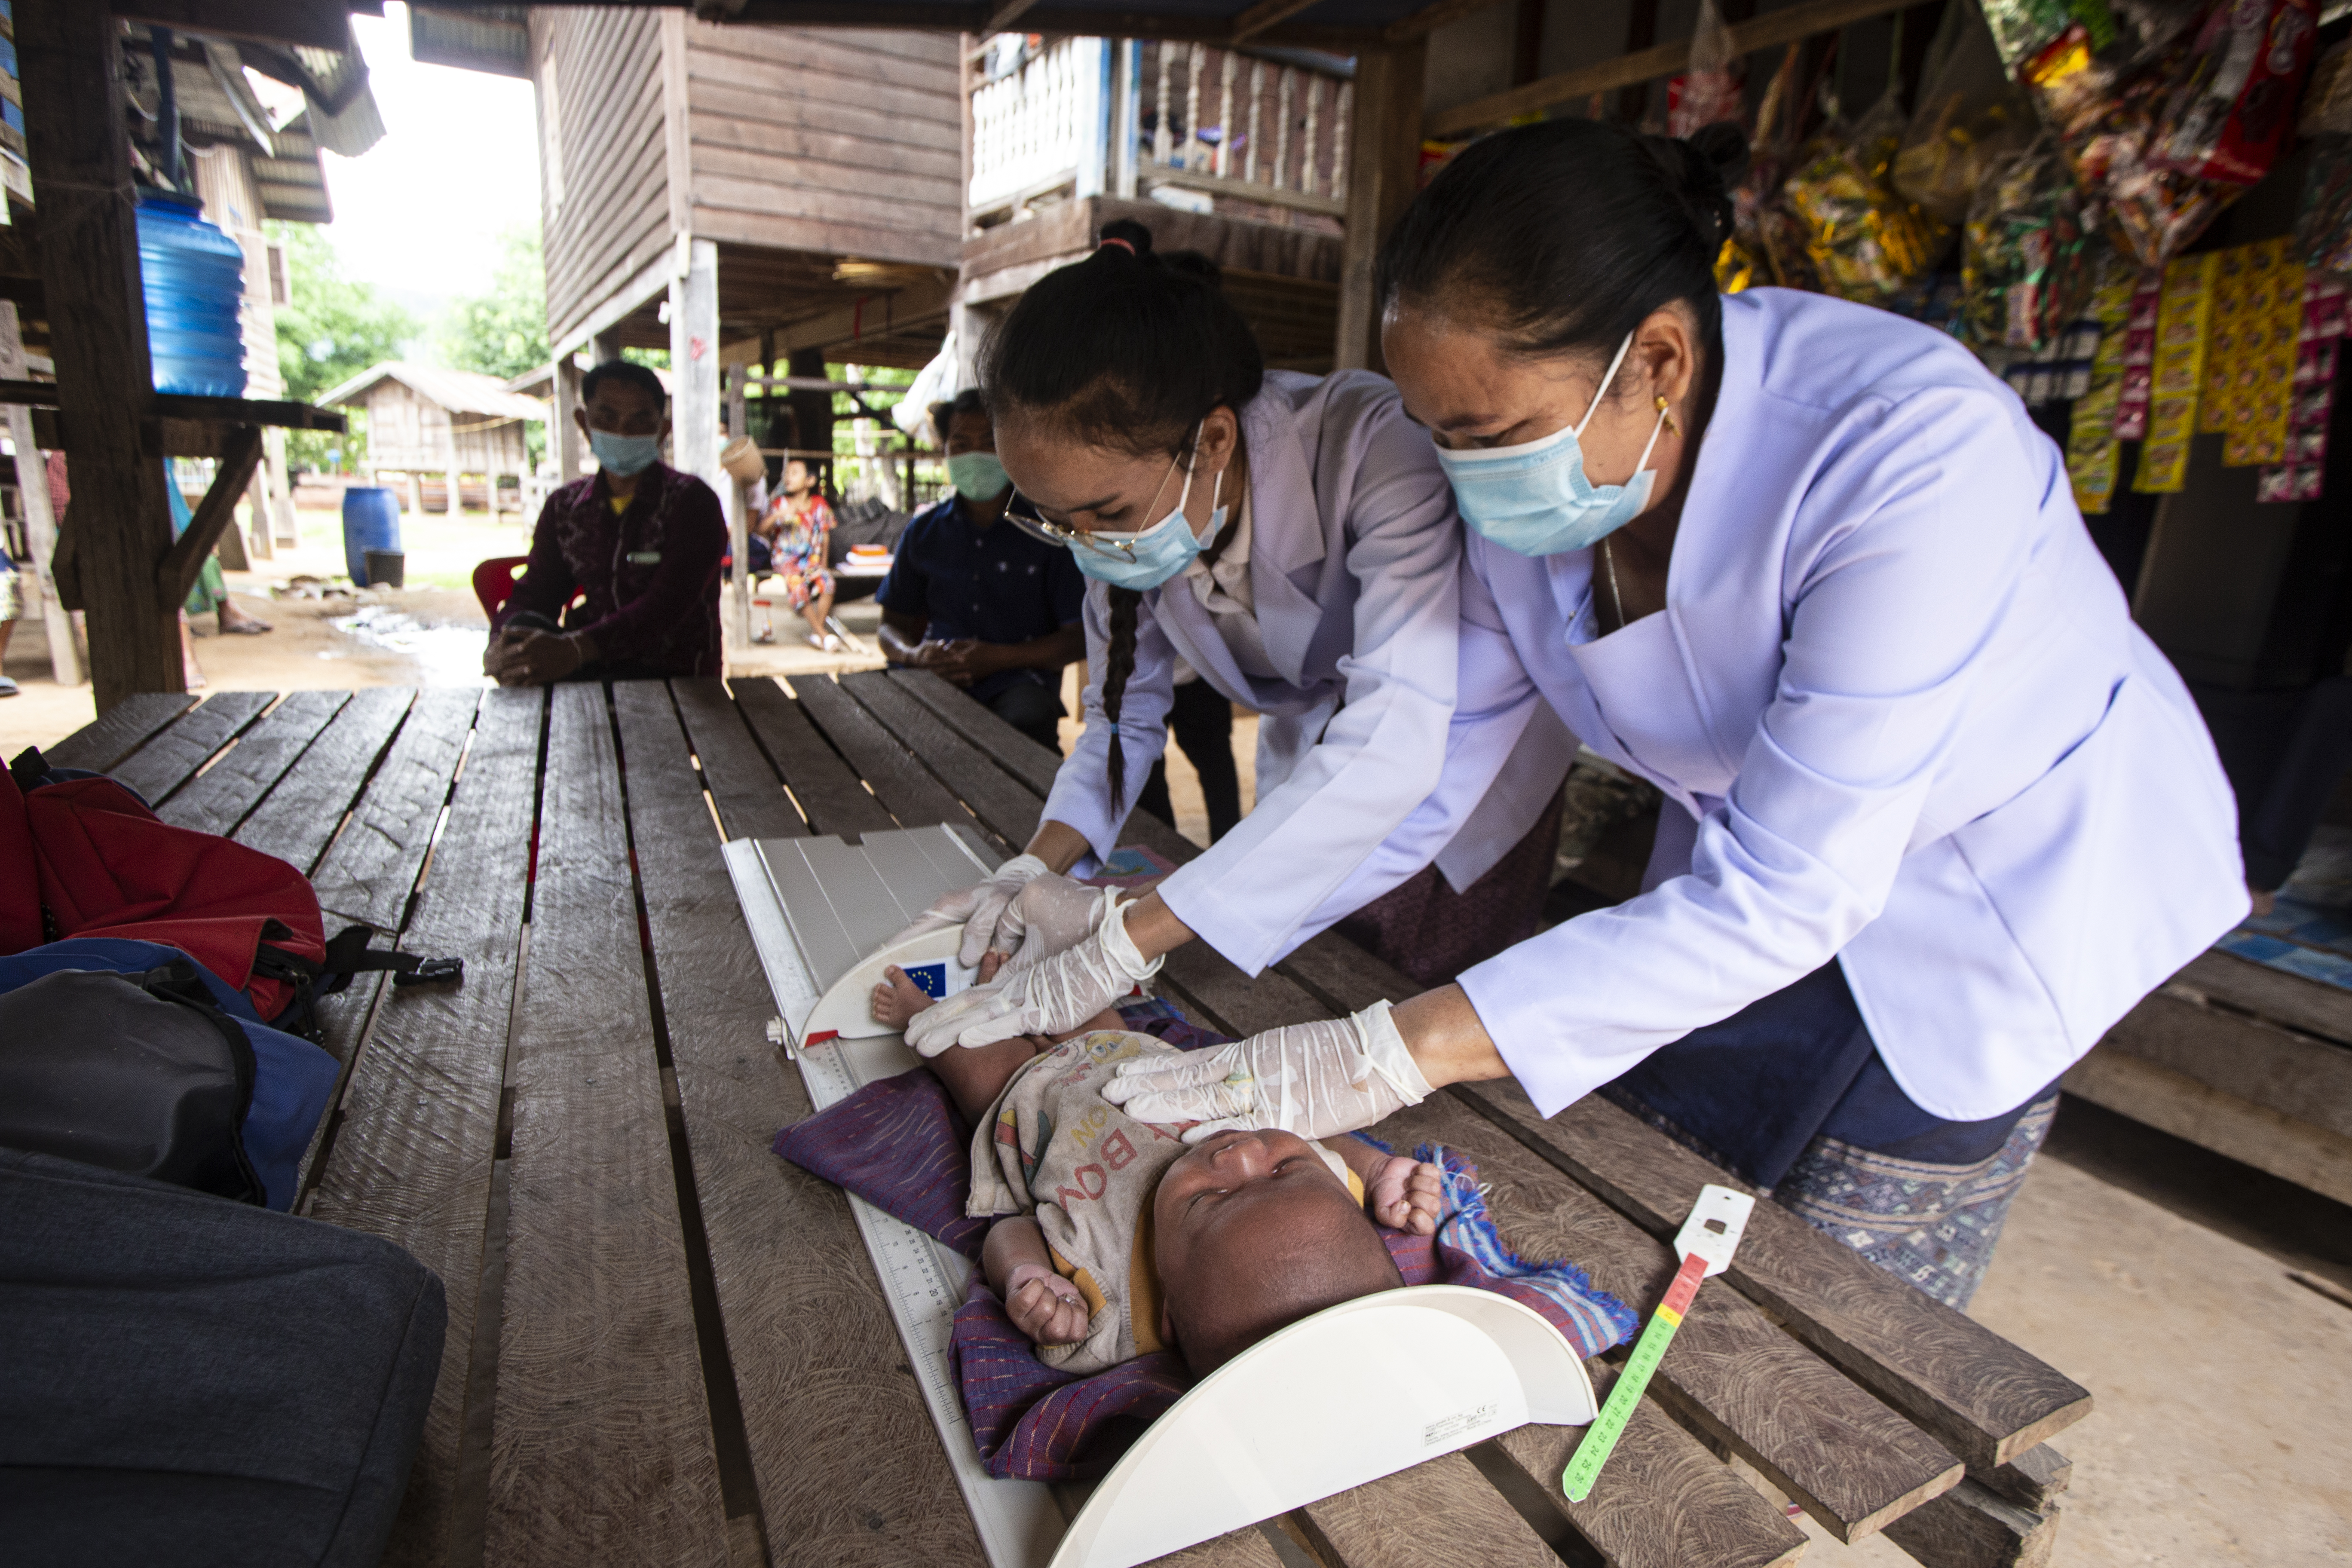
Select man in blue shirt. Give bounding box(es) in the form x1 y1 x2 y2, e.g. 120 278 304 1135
879 390 1086 751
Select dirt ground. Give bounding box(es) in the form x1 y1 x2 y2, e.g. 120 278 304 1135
5 510 2349 1565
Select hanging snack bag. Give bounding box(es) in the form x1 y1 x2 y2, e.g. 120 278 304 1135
1895 0 2043 225
2297 137 2352 276
1784 87 1954 300
2152 0 2320 186
1963 139 2102 349
1670 0 1746 137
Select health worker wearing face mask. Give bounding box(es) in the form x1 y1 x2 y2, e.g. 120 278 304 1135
877 388 1089 751
1103 121 2249 1308
486 358 726 686
897 218 1577 1055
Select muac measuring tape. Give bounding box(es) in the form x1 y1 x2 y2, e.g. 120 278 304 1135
1562 1183 1755 1503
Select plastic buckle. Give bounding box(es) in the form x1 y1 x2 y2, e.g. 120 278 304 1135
394 956 465 988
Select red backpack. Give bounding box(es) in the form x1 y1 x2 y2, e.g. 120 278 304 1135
3 746 457 1032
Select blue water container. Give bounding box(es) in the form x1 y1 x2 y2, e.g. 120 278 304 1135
343 487 402 586
135 190 247 398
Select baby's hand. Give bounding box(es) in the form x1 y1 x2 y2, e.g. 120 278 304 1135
1003 1263 1091 1346
1368 1155 1444 1236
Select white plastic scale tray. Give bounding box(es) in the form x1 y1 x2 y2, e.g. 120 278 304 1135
726 826 1597 1568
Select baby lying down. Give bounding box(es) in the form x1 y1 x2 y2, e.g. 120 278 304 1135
873 966 1441 1377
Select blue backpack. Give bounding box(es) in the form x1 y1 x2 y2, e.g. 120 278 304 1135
0 939 341 1211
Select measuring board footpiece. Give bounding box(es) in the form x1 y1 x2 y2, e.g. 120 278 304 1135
1562 1183 1755 1504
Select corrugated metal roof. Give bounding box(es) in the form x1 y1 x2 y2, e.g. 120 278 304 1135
410 5 530 79
317 360 551 422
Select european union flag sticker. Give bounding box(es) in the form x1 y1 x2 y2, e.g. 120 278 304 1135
903 961 950 999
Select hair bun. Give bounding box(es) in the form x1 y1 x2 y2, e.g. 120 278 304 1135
1097 217 1156 257
1686 122 1751 193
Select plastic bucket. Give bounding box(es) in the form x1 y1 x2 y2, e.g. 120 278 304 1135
342 487 403 585
364 550 406 589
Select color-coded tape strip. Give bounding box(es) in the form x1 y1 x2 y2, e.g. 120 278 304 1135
1561 1249 1709 1503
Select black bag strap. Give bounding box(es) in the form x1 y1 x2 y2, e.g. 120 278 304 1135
254 925 462 1041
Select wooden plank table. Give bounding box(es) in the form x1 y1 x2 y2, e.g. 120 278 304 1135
59 676 2097 1568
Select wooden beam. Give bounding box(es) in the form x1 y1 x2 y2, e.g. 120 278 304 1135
156 425 263 610
1384 0 1511 43
982 0 1041 31
112 0 352 51
1880 1478 2062 1568
1427 0 1920 138
21 0 183 706
1335 41 1427 372
1230 0 1322 43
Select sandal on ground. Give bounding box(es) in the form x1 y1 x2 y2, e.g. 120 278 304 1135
0 675 18 697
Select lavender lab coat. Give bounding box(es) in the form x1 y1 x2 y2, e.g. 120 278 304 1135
1041 370 1574 974
1310 288 2247 1122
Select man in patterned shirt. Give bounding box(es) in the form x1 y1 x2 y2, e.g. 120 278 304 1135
486 360 726 683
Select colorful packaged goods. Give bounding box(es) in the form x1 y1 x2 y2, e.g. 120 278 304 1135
1895 0 2043 225
1981 0 2317 267
1962 140 2101 349
2150 0 2320 186
2113 269 2165 438
2196 238 2303 466
2135 250 2218 492
1783 90 1955 302
1731 45 1832 294
2067 270 2141 511
2257 272 2346 502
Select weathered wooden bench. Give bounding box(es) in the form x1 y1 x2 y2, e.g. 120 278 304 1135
49 674 2094 1567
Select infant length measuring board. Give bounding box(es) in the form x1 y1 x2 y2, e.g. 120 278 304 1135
727 826 1599 1568
724 825 1065 1568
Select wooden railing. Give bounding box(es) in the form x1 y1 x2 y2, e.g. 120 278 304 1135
965 33 1351 230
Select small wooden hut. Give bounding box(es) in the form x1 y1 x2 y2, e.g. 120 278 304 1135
315 361 548 517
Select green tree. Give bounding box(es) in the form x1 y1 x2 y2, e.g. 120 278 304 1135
441 226 549 384
268 221 415 470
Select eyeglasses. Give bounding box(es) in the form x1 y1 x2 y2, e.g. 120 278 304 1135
1002 491 1140 561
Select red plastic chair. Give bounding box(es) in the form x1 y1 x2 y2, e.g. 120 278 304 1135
473 556 529 621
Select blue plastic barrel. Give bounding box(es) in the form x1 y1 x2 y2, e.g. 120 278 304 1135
343 487 402 586
135 190 247 398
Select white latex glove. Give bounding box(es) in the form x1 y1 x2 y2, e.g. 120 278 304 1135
885 853 1048 966
903 890 1163 1055
1099 1001 1432 1141
993 872 1109 972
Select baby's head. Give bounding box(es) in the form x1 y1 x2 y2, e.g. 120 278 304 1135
1151 1128 1405 1378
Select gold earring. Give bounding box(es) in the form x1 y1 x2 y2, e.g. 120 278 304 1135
1656 395 1678 437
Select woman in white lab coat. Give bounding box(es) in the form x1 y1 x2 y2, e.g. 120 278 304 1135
900 218 1574 1054
1105 122 2248 1305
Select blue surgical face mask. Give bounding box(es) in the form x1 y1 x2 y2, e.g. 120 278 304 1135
1435 332 1670 557
947 451 1010 501
1071 429 1225 592
590 429 663 478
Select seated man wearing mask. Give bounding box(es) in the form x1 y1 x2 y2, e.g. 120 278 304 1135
486 359 726 685
878 389 1085 751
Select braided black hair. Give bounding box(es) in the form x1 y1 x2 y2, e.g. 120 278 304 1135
1375 119 1749 376
982 217 1263 811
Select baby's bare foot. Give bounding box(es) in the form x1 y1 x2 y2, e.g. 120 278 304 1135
978 950 1008 984
870 965 935 1028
